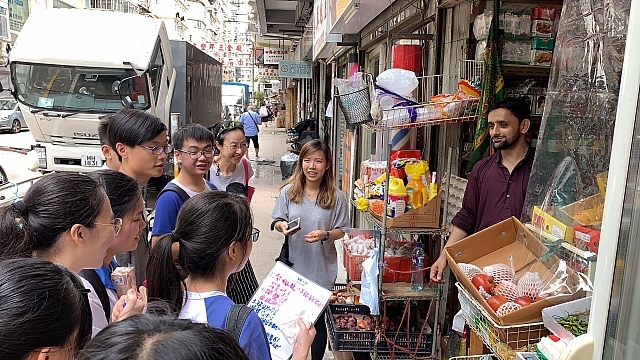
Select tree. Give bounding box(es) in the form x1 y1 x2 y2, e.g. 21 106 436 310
254 90 265 106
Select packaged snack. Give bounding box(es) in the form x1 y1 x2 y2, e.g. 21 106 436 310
111 266 137 298
531 49 553 66
532 19 553 37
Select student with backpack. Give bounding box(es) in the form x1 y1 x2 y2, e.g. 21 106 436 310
81 170 147 337
148 191 317 360
151 124 217 248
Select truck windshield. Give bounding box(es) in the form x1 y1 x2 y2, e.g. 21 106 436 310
11 63 151 112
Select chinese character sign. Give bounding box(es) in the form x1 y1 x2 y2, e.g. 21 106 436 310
217 58 253 67
248 262 331 360
257 67 279 78
278 61 312 79
200 43 245 54
263 47 289 65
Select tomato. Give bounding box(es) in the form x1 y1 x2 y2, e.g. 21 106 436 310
471 274 495 293
514 296 534 307
487 295 508 311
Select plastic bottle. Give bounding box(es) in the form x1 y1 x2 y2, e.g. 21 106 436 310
411 243 425 291
387 177 407 218
405 163 427 212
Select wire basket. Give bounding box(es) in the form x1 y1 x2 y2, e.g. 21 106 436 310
456 283 548 360
366 73 481 131
336 87 374 125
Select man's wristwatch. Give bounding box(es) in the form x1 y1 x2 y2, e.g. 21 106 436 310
321 231 330 243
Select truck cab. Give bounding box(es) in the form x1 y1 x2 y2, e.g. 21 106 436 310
9 9 175 172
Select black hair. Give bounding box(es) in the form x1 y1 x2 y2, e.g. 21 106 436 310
107 109 167 161
0 258 92 360
487 97 531 123
212 121 245 155
98 115 113 146
172 124 215 151
146 191 253 312
78 314 249 360
88 170 141 219
0 172 106 260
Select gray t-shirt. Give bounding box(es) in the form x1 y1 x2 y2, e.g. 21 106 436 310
271 184 350 289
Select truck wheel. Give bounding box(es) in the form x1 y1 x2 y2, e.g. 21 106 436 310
10 120 20 133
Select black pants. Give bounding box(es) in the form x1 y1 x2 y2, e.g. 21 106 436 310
311 308 328 360
246 135 259 149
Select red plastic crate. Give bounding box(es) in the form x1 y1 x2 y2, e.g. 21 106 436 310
346 251 369 281
382 256 412 283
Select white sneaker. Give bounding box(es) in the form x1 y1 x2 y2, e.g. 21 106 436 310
256 155 260 159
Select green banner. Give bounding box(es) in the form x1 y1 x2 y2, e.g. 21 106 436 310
467 0 504 173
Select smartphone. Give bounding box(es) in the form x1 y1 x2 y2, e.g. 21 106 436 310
285 218 301 235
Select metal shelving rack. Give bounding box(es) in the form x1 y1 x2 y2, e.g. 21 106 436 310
335 60 484 359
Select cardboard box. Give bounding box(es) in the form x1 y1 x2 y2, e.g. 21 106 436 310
573 225 600 255
370 190 441 228
542 296 591 344
559 194 603 229
445 217 585 326
532 206 574 244
531 37 555 50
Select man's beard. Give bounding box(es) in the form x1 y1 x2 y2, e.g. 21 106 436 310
492 132 520 150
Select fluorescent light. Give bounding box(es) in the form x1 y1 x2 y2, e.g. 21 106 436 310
344 3 359 24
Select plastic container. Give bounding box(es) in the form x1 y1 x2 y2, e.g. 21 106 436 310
411 243 425 290
387 177 407 218
405 162 428 212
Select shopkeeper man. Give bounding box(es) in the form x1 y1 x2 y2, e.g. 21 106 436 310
430 97 534 283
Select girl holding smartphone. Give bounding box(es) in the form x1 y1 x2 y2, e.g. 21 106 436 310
271 139 349 360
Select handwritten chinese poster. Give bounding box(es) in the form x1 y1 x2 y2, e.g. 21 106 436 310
248 262 332 360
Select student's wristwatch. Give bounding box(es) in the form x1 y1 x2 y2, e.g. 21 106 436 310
321 231 330 244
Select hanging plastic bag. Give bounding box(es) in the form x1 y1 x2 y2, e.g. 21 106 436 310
360 249 379 315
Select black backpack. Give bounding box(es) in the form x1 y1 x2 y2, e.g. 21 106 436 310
225 304 253 341
79 269 111 321
158 184 190 203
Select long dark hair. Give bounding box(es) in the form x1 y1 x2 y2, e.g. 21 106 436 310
0 172 106 260
284 139 336 209
146 191 253 312
0 258 92 360
78 315 249 360
213 121 245 156
88 170 141 219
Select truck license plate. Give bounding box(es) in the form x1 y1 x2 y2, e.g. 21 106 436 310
81 155 101 167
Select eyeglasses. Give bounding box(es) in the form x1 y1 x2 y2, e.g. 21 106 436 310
250 228 260 242
176 148 214 159
95 218 123 236
224 143 249 151
138 144 173 155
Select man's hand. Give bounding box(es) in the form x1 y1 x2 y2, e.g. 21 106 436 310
430 255 448 283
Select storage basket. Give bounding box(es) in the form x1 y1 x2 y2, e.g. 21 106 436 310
456 283 547 360
327 303 375 352
336 87 374 125
345 251 368 281
378 331 433 354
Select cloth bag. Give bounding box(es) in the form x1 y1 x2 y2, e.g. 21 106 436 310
242 158 255 202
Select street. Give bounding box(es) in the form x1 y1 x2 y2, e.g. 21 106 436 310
0 129 36 149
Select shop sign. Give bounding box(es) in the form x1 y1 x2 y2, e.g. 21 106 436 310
278 60 312 79
301 26 313 61
216 57 253 67
263 47 288 65
198 43 246 54
8 0 28 32
257 66 279 78
313 0 329 60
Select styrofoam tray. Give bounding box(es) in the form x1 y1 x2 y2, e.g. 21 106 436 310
541 296 591 344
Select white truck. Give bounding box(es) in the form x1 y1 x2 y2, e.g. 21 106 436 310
7 9 176 173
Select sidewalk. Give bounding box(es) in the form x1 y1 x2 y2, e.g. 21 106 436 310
246 126 353 360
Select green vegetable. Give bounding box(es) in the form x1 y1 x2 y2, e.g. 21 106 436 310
554 311 589 337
